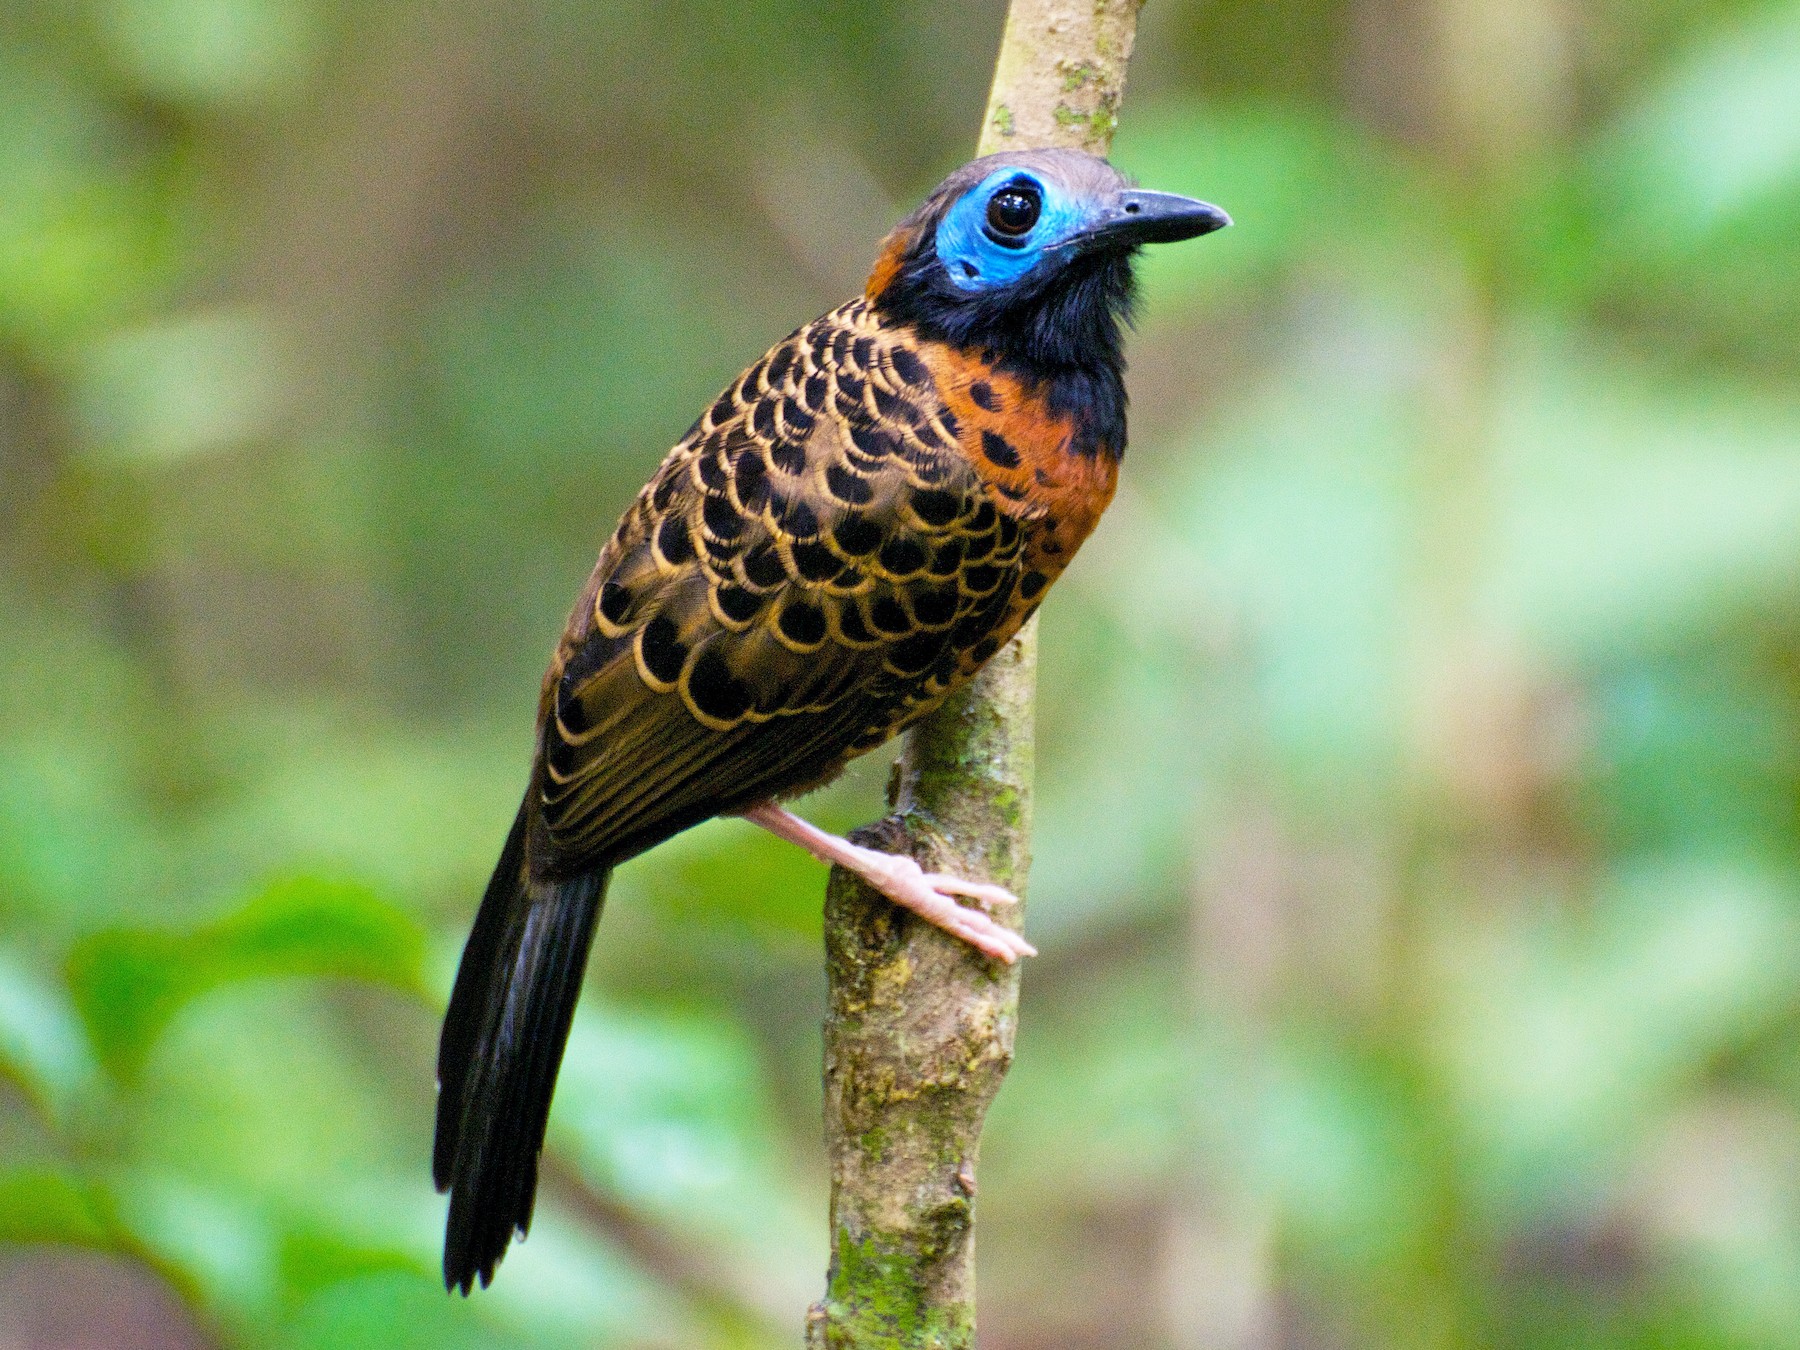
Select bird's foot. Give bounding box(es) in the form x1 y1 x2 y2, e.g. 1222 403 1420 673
737 801 1035 964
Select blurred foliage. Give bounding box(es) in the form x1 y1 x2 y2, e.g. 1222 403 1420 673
4 0 1800 1346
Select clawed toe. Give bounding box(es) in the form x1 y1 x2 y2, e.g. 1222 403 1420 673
735 802 1034 963
863 857 1034 962
926 874 1020 909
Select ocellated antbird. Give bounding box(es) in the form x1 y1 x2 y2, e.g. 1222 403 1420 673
435 148 1229 1291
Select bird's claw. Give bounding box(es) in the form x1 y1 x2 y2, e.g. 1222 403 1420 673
858 851 1035 964
735 802 1034 963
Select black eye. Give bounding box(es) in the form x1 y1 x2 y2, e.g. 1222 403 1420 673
986 183 1041 238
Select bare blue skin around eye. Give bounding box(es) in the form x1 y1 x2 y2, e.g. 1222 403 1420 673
934 169 1093 292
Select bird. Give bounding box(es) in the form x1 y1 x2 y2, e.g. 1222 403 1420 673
433 147 1229 1292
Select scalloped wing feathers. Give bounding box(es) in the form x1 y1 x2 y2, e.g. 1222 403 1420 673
536 298 1030 868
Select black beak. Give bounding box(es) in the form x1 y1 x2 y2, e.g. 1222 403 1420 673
1069 190 1232 252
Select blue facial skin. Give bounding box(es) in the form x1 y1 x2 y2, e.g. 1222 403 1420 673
934 168 1094 292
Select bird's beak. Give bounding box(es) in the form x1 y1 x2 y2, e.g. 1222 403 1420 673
1068 190 1232 252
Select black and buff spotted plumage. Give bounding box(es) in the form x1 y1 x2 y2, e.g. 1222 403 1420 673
538 296 1026 863
435 148 1228 1292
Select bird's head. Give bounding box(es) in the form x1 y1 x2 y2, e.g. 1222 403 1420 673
866 148 1229 379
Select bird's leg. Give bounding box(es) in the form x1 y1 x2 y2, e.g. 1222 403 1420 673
736 801 1036 963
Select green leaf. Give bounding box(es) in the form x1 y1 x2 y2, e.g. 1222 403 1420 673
0 947 100 1123
66 875 427 1077
0 1166 117 1245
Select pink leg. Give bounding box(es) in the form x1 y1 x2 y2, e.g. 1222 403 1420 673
737 801 1036 963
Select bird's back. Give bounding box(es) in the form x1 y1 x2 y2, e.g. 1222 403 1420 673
529 294 1110 873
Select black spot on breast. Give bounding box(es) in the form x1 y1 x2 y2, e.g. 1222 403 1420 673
911 489 962 527
792 539 843 583
652 473 680 511
778 600 827 646
742 542 786 589
970 636 1001 664
969 380 1001 412
1041 539 1063 557
826 464 874 505
737 362 765 402
927 539 964 576
800 371 830 413
870 596 911 636
889 346 929 386
598 581 633 625
751 398 778 440
733 450 768 508
996 514 1021 549
702 493 743 540
963 530 995 563
830 329 854 365
935 409 961 442
655 515 694 566
639 614 686 684
996 482 1028 502
888 630 949 676
980 430 1020 469
970 499 997 532
715 584 762 623
708 391 738 427
912 585 958 627
835 384 866 422
878 536 928 576
783 497 820 538
851 336 875 370
833 512 882 556
687 646 752 723
1020 570 1049 600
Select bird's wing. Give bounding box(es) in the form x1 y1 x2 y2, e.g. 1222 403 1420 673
537 300 1027 867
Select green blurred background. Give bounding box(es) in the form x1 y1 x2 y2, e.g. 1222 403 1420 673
3 0 1800 1345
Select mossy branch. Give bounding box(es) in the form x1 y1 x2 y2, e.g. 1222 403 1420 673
807 3 1142 1345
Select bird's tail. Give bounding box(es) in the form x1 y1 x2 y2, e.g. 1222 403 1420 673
433 798 609 1293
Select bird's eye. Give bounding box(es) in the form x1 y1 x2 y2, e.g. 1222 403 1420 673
986 183 1041 238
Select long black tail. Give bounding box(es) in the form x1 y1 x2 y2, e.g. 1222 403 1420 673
434 799 609 1293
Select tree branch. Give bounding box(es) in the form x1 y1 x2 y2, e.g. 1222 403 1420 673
808 4 1143 1345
